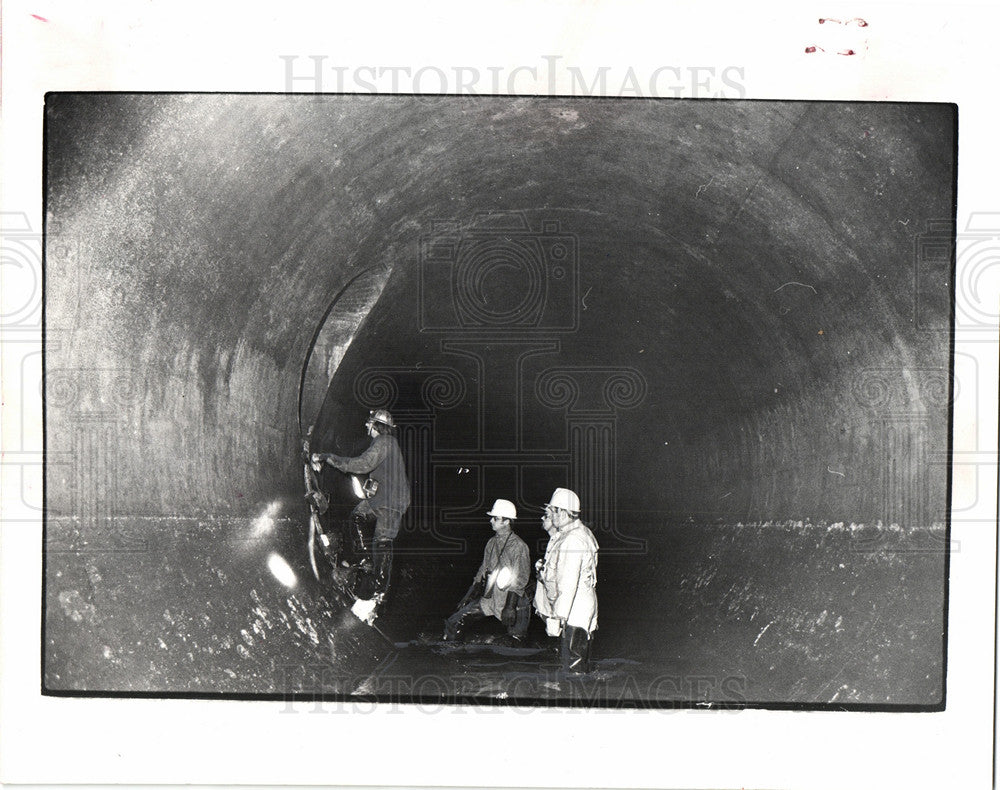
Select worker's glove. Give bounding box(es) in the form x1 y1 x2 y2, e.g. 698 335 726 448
305 489 330 513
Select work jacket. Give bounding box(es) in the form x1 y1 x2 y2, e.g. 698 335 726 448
475 529 530 620
535 519 599 633
328 433 411 513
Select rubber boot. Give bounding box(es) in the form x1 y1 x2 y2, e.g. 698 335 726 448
442 600 483 642
560 625 591 675
511 593 531 642
349 511 375 567
573 626 592 674
353 567 378 600
373 539 393 598
331 563 357 596
319 524 341 566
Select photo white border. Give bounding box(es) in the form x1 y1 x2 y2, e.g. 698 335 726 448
2 1 997 788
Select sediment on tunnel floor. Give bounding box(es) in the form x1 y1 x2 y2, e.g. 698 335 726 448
44 516 392 694
45 516 945 705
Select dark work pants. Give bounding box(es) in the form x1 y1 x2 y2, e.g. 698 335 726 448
443 594 529 640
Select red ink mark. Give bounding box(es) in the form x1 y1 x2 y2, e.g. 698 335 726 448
808 44 859 56
819 17 867 27
31 13 49 21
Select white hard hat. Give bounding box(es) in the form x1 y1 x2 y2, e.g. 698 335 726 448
487 499 518 520
546 487 580 513
366 409 395 428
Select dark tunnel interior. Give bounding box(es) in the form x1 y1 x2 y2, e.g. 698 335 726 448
44 95 954 703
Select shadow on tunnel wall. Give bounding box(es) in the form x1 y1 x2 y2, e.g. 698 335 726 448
43 94 955 704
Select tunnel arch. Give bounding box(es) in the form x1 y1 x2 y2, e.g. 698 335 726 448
45 94 954 529
298 265 392 435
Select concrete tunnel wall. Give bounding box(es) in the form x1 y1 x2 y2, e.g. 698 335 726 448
45 95 954 530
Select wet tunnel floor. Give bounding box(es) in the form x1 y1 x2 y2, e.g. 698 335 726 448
44 514 946 707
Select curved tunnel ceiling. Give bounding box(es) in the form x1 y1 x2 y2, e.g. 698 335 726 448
45 95 954 524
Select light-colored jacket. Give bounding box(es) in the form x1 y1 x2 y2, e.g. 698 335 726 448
535 519 599 633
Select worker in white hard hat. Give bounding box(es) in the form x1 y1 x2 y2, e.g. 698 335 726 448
533 508 562 636
533 487 599 674
312 408 411 606
443 498 531 644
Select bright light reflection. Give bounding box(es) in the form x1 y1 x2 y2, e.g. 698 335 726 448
252 501 281 536
267 553 297 588
350 476 366 499
351 597 378 624
495 567 512 590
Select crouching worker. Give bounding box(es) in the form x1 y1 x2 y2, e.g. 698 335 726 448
312 409 410 604
443 499 531 644
534 488 599 675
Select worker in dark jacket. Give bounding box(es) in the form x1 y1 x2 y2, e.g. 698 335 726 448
312 409 411 601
